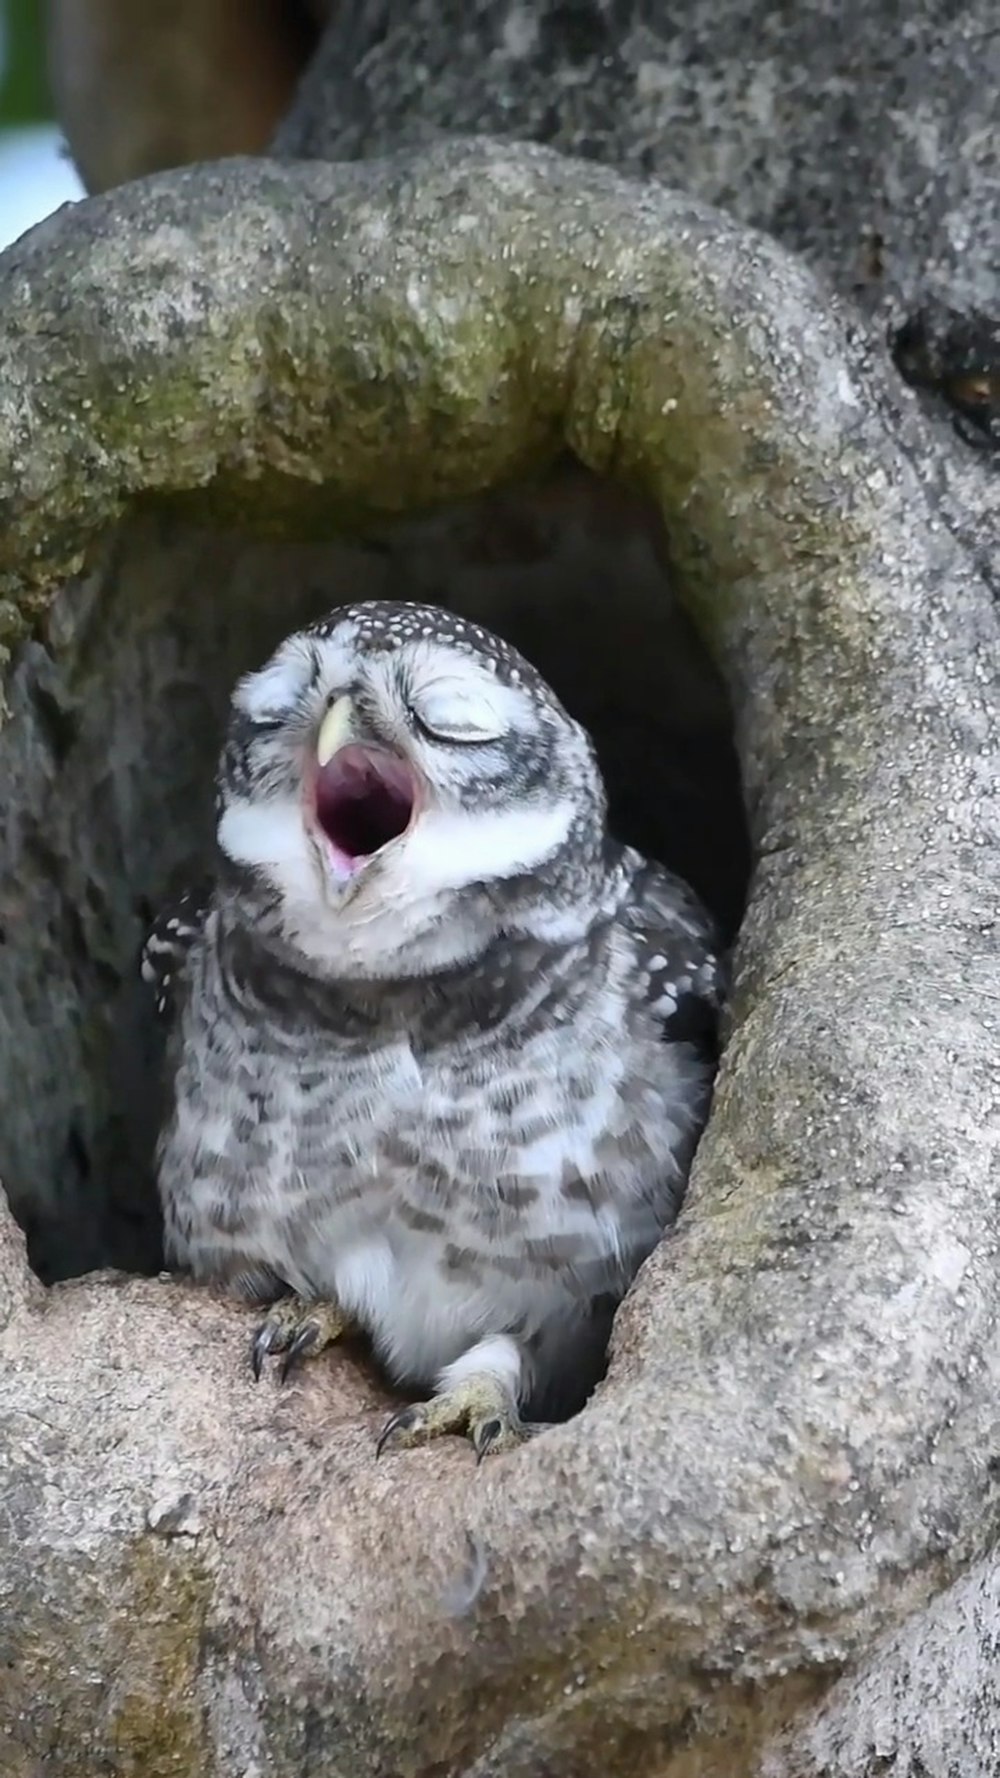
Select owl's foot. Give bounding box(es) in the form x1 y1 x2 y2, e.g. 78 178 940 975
376 1372 535 1463
250 1295 350 1383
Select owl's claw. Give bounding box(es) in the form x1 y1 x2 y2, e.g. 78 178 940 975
250 1295 349 1382
375 1373 537 1462
278 1322 325 1384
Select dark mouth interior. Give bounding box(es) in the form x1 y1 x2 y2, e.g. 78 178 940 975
314 743 415 860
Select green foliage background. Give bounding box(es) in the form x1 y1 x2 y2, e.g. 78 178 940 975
1 0 51 126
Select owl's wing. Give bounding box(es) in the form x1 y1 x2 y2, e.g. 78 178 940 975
139 879 213 1022
622 854 729 1062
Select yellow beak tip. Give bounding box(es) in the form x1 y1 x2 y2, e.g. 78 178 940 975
316 696 352 768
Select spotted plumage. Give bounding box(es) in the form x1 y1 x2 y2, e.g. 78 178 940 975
145 600 726 1456
140 881 213 1019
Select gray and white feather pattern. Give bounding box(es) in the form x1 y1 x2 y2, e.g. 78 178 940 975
145 599 726 1457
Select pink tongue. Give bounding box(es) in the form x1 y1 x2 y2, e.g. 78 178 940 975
320 751 375 797
314 744 414 860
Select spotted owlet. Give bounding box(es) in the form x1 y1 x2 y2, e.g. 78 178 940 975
143 600 725 1458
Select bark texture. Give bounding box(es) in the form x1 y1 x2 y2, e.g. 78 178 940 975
0 131 997 1775
1 3 996 1778
276 0 1000 598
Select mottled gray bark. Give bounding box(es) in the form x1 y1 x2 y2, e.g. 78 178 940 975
276 0 1000 606
277 1 998 311
0 2 997 1772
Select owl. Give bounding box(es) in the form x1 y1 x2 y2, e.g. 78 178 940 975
143 601 726 1458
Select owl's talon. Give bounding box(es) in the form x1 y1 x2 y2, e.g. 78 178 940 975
375 1372 534 1460
250 1295 349 1381
472 1417 504 1464
375 1404 422 1458
250 1321 282 1381
278 1321 327 1383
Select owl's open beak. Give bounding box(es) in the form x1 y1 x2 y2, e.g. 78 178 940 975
315 743 416 866
311 700 418 874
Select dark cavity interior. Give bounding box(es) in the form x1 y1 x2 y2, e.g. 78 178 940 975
0 458 750 1285
316 747 415 858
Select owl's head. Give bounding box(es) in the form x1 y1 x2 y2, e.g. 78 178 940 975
216 601 609 977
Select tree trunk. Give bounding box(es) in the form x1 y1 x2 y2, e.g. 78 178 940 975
0 6 997 1775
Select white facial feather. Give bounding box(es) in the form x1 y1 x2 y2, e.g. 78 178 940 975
217 797 316 898
233 623 359 721
218 786 578 977
400 802 575 899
